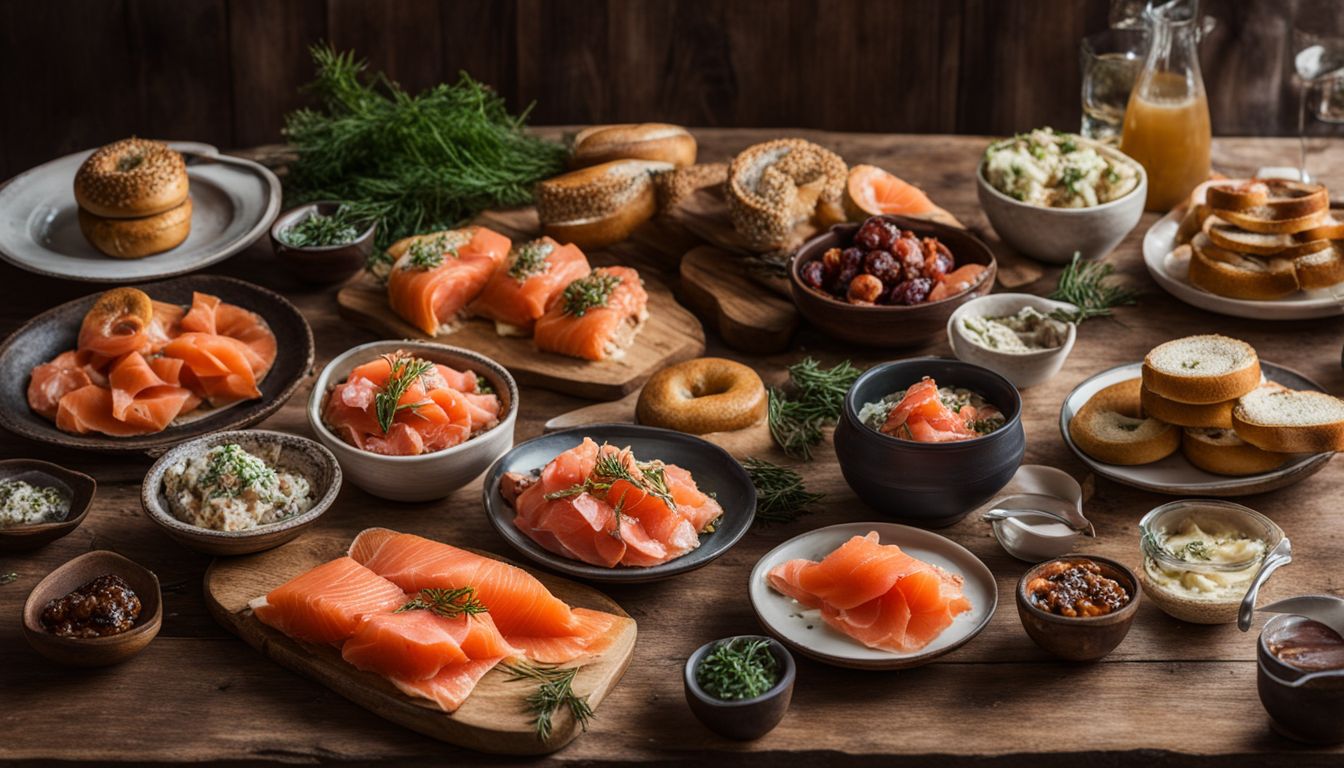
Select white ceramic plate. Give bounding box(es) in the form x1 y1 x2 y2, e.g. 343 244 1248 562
749 522 997 670
1141 199 1344 320
1059 362 1334 495
0 141 280 282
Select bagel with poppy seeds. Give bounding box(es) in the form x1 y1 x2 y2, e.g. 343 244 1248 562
1069 378 1180 465
1141 334 1261 405
74 138 189 218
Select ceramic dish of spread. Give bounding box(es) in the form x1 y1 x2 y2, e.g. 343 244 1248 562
1060 362 1333 495
0 142 280 282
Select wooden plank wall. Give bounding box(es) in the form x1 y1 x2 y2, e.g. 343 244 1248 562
0 0 1311 178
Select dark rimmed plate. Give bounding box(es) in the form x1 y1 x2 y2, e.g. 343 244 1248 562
482 424 756 583
0 275 314 454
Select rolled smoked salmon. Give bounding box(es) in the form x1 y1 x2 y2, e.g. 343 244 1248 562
767 532 972 653
27 288 277 437
385 227 510 337
470 237 591 336
533 266 648 361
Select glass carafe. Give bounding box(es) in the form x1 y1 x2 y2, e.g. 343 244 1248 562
1120 0 1212 212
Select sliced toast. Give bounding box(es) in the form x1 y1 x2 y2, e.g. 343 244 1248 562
1205 179 1328 220
1142 334 1261 404
1232 386 1344 453
1182 427 1290 476
1140 384 1234 428
1203 215 1333 258
1188 234 1300 300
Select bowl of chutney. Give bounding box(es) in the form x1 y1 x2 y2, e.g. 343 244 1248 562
1015 555 1141 662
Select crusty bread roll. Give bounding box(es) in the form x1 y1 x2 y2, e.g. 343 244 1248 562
570 124 696 169
1141 335 1261 405
77 197 193 259
1069 378 1180 465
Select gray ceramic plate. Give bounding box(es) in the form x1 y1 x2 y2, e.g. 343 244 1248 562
0 141 280 282
482 424 756 583
1060 362 1334 495
749 522 998 670
0 275 314 454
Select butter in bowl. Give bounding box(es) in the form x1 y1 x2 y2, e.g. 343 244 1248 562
947 293 1078 389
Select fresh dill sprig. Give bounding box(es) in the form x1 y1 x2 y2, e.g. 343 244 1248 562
767 358 863 460
743 457 824 525
395 587 487 618
543 447 676 509
1048 252 1139 323
199 444 279 501
561 271 623 317
695 638 780 701
503 662 593 742
283 45 566 258
373 354 434 434
508 240 555 281
277 204 368 247
401 234 451 271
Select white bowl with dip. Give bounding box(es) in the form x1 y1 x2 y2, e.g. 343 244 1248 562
947 293 1077 389
1138 499 1286 625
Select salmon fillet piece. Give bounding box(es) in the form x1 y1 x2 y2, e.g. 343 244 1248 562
251 557 406 645
471 237 591 336
386 227 510 336
533 266 648 361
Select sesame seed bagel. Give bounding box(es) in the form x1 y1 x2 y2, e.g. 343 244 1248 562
1069 378 1180 465
77 197 192 259
1181 427 1290 476
569 123 697 169
1232 386 1344 453
74 138 189 218
1141 334 1261 405
636 357 767 435
536 159 671 249
727 138 848 251
1139 384 1234 429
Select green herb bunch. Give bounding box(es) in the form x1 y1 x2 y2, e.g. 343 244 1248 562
373 354 434 434
283 45 566 260
395 587 487 618
1048 252 1139 323
695 638 780 701
503 663 593 741
743 458 824 525
768 358 862 460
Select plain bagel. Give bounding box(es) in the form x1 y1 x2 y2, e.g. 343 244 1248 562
74 137 190 218
636 357 767 435
77 197 193 259
1069 378 1180 465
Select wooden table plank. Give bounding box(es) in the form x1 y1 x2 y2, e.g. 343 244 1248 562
2 130 1343 765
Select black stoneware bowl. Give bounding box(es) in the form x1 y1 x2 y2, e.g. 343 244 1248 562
684 635 795 741
1258 614 1344 744
833 357 1025 527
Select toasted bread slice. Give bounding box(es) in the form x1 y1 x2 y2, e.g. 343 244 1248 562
1294 244 1344 290
1069 379 1180 465
1205 179 1327 219
1142 334 1261 405
1176 203 1212 246
1188 233 1299 300
1182 427 1290 476
1232 386 1344 453
1140 385 1234 428
1213 207 1328 235
1203 215 1333 258
1295 213 1344 242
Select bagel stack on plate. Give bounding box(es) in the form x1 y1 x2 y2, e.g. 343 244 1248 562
1180 180 1344 300
73 138 192 259
1071 334 1344 475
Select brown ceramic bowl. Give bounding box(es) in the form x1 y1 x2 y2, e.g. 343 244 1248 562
789 215 997 347
1015 555 1141 662
684 635 795 740
0 459 95 552
22 550 163 667
269 200 375 284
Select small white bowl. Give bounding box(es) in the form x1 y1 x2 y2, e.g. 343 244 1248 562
307 340 518 502
947 293 1077 390
976 138 1147 264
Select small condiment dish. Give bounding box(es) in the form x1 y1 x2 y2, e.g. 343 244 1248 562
141 430 341 556
308 340 518 502
1258 613 1344 744
269 200 375 284
684 635 795 741
1016 555 1141 662
984 465 1093 562
947 293 1078 390
0 459 96 552
22 550 163 667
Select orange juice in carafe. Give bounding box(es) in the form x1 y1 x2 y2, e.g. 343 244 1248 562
1121 72 1212 211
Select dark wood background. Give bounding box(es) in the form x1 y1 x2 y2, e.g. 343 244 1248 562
0 0 1312 178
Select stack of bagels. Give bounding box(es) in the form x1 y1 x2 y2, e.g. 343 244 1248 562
1070 334 1344 475
1176 179 1344 300
74 138 192 259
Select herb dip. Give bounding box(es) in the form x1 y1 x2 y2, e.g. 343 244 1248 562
163 443 313 532
961 306 1070 354
0 478 68 528
1143 519 1266 601
983 127 1139 208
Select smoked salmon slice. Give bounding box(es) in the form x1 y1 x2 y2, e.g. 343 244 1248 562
341 609 519 680
389 658 506 713
881 377 1001 443
767 532 972 653
533 266 648 361
504 438 725 569
386 227 511 337
251 557 407 645
27 350 100 419
470 237 592 336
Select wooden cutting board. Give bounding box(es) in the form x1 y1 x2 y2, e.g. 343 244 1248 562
677 246 798 353
204 534 637 756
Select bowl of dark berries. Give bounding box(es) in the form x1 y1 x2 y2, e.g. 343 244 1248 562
790 215 997 347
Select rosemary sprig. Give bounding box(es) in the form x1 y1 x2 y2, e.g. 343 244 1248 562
373 354 435 434
767 358 863 460
561 272 623 317
695 638 780 701
543 447 676 509
395 587 487 618
1048 252 1139 323
508 240 555 281
503 662 593 741
743 457 824 525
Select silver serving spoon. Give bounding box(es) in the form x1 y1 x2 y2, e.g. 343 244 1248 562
982 493 1095 535
1237 537 1294 632
1253 594 1344 640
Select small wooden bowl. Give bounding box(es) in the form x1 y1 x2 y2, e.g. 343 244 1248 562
684 635 795 740
790 215 997 347
0 459 96 552
270 200 375 284
22 550 163 667
1016 555 1141 662
141 430 341 556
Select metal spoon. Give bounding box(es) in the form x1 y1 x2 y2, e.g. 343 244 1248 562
1237 537 1294 632
1253 594 1344 640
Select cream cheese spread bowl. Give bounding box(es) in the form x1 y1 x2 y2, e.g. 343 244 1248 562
948 294 1078 390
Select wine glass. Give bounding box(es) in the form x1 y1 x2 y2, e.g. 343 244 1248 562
1292 0 1344 186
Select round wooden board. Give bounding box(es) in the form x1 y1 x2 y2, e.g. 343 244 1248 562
204 533 637 756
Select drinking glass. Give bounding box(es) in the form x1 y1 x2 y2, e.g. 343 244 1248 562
1292 0 1344 186
1080 27 1147 141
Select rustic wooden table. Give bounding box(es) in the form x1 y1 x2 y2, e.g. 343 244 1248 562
3 131 1342 766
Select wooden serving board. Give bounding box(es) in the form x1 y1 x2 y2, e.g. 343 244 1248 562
677 246 798 353
542 390 777 458
205 534 636 756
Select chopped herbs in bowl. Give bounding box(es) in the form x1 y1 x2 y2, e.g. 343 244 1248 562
696 637 781 700
684 634 795 740
277 204 370 248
